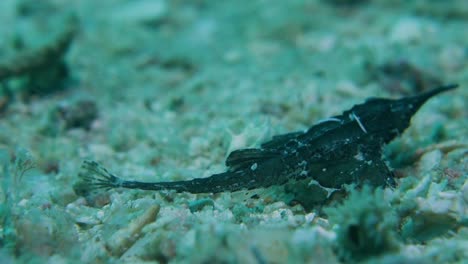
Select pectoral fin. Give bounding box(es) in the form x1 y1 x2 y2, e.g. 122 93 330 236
312 145 394 188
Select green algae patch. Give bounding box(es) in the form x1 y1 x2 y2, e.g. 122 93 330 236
325 186 400 262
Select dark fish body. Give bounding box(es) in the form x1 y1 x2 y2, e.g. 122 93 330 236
76 85 458 195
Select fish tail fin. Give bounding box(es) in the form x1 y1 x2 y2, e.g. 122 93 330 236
74 160 123 195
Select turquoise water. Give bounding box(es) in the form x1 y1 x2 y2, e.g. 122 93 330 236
0 0 466 263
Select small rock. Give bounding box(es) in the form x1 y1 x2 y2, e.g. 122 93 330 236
418 149 442 172
188 198 215 213
107 205 161 257
110 0 167 24
390 17 423 43
56 100 98 130
439 45 466 72
374 59 442 95
462 180 468 204
304 212 316 224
